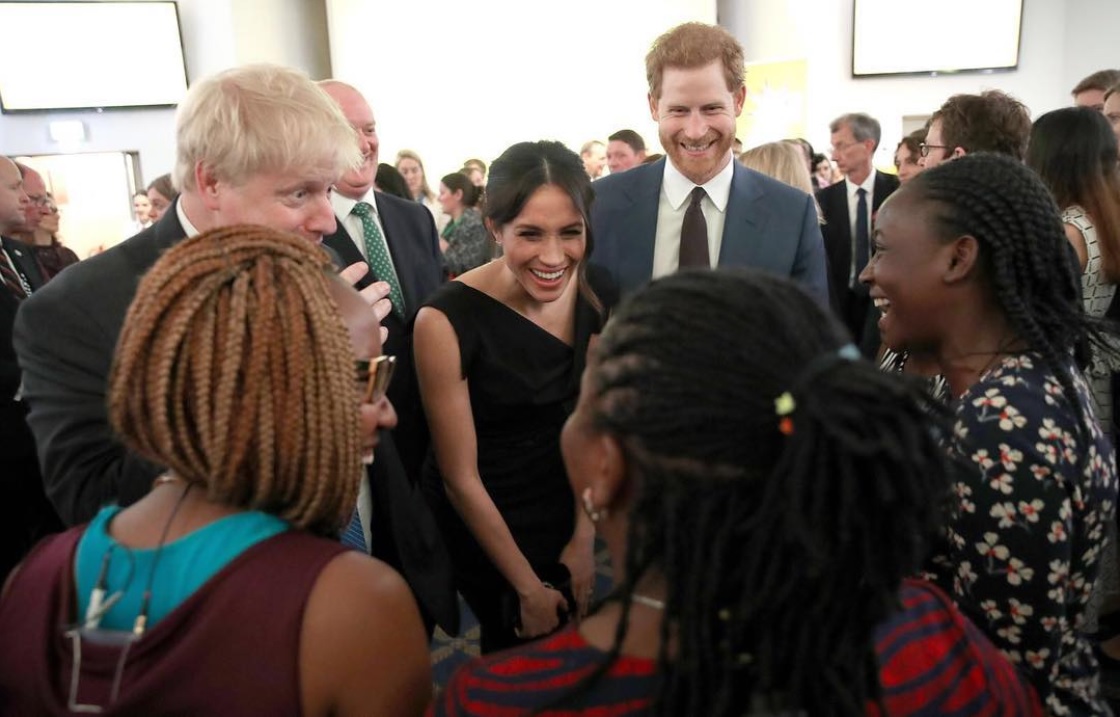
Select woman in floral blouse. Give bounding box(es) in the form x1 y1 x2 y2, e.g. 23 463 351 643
860 152 1118 715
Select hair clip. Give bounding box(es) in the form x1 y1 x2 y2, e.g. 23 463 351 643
774 392 796 435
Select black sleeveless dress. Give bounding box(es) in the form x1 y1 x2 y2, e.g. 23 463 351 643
420 267 614 651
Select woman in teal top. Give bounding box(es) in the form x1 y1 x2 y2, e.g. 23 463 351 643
438 172 491 277
0 226 431 717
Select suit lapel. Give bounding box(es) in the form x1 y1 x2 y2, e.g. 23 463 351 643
717 163 765 267
373 195 417 310
2 238 45 291
616 162 662 290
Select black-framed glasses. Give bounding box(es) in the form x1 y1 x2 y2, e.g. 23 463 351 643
919 142 948 157
356 355 396 403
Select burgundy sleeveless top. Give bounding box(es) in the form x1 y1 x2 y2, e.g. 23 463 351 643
0 524 346 716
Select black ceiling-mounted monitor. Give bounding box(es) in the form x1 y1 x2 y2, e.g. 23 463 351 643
852 0 1023 78
0 1 189 113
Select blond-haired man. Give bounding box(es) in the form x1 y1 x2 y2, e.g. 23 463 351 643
13 64 365 525
589 22 827 302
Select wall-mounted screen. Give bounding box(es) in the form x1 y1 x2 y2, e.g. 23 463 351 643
852 0 1023 78
0 1 188 113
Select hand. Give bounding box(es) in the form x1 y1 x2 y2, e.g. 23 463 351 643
560 537 596 618
340 262 393 344
517 583 567 639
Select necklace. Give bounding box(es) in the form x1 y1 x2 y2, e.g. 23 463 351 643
631 593 666 610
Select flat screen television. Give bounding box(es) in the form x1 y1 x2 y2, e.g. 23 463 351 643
0 1 188 113
852 0 1023 78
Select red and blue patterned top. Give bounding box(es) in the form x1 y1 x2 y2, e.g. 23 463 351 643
431 579 1040 716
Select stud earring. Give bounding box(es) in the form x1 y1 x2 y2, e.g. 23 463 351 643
581 487 607 523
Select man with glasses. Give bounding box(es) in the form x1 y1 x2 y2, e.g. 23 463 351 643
817 112 899 353
920 90 1031 170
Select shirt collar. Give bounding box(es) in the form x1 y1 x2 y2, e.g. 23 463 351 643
332 188 379 219
175 198 200 238
845 169 877 198
662 155 735 212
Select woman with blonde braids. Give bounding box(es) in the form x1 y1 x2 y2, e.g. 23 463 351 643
0 226 430 716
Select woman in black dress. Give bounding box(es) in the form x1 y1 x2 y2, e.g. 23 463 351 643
414 140 614 653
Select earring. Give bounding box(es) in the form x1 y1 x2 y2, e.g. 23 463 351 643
581 487 607 523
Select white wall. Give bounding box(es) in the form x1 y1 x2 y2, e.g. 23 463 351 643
327 0 717 183
0 0 330 183
720 0 1116 169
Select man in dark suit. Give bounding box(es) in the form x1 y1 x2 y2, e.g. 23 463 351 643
817 112 900 353
591 22 828 303
319 80 457 635
0 157 61 580
12 65 364 524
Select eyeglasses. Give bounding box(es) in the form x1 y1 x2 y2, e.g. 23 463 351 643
356 355 396 403
28 195 51 207
830 141 857 153
919 143 948 157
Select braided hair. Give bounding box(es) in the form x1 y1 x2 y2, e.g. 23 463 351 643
571 269 954 715
908 152 1110 424
108 225 363 536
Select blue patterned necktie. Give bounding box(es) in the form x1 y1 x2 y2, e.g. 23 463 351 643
340 508 366 552
351 201 405 318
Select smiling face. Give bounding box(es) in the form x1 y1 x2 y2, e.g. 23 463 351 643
330 277 397 465
201 166 338 244
650 61 745 185
492 183 587 304
859 192 956 353
322 83 379 199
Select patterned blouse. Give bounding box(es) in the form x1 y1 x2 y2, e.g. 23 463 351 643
441 208 491 277
924 352 1117 715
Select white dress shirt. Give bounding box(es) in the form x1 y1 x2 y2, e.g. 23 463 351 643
331 190 397 269
651 157 734 279
844 169 877 285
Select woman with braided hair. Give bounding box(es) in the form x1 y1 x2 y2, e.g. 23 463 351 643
861 152 1118 714
0 226 430 716
432 269 1040 716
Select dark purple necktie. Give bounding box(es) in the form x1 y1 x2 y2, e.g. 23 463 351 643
679 187 710 269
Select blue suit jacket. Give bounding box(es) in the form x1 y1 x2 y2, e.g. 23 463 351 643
589 158 829 303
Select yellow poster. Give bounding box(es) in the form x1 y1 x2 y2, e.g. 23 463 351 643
737 58 808 147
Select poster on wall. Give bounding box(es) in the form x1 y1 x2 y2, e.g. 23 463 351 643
737 58 809 148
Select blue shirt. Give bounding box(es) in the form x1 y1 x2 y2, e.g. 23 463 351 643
75 506 288 631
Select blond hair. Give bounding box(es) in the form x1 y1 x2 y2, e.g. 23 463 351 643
740 142 823 223
645 22 744 100
108 226 362 535
173 64 361 192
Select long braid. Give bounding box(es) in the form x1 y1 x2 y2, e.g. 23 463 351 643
108 225 362 535
554 269 955 715
913 152 1112 435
